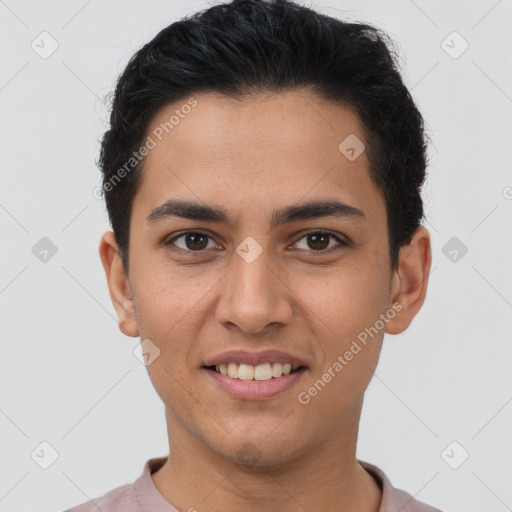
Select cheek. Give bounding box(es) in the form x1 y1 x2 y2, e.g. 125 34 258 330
291 252 388 405
296 257 388 344
132 264 212 336
131 280 203 402
295 282 384 431
131 263 225 379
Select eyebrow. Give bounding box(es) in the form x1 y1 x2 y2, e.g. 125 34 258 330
146 198 367 228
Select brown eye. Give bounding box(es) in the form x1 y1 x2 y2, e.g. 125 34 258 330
307 233 329 250
293 231 346 252
166 231 216 252
184 232 208 250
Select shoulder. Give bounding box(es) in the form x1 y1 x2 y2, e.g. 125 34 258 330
62 482 138 512
359 460 443 512
61 456 169 512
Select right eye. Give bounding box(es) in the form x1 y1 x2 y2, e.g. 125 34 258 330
165 230 221 253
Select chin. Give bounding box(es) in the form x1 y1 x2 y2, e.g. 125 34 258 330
210 431 306 469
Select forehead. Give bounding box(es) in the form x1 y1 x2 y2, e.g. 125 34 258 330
132 90 385 228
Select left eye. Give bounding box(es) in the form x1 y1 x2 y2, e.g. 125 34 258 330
165 230 346 253
293 231 346 252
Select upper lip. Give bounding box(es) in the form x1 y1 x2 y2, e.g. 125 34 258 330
203 349 309 368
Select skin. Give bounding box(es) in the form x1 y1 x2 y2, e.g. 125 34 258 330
99 90 431 512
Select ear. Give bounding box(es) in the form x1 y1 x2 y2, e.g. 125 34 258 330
385 226 432 335
98 231 139 337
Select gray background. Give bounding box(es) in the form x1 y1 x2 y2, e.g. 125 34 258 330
1 0 511 511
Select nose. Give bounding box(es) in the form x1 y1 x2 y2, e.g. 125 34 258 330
214 246 294 335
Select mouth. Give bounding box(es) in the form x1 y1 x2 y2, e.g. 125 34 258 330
202 362 307 381
201 349 310 400
201 362 308 400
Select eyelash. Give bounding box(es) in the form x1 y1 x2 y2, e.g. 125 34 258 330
164 230 348 256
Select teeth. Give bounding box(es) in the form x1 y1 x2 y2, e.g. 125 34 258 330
272 362 283 377
238 364 254 380
227 362 238 379
214 362 300 380
254 363 272 380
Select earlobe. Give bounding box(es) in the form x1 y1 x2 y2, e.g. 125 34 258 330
385 226 432 335
98 231 139 338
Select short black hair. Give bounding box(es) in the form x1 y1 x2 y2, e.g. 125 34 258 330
99 0 429 274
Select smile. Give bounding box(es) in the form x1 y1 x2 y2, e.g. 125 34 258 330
202 364 308 400
206 362 304 381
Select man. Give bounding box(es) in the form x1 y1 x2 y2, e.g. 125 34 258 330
66 0 439 510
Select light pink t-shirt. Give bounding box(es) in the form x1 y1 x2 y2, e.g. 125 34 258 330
63 456 442 512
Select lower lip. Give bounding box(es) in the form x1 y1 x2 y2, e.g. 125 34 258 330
203 367 307 400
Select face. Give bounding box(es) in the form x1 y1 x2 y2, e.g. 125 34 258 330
101 90 430 467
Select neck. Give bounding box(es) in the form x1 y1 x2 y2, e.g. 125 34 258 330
152 401 382 512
